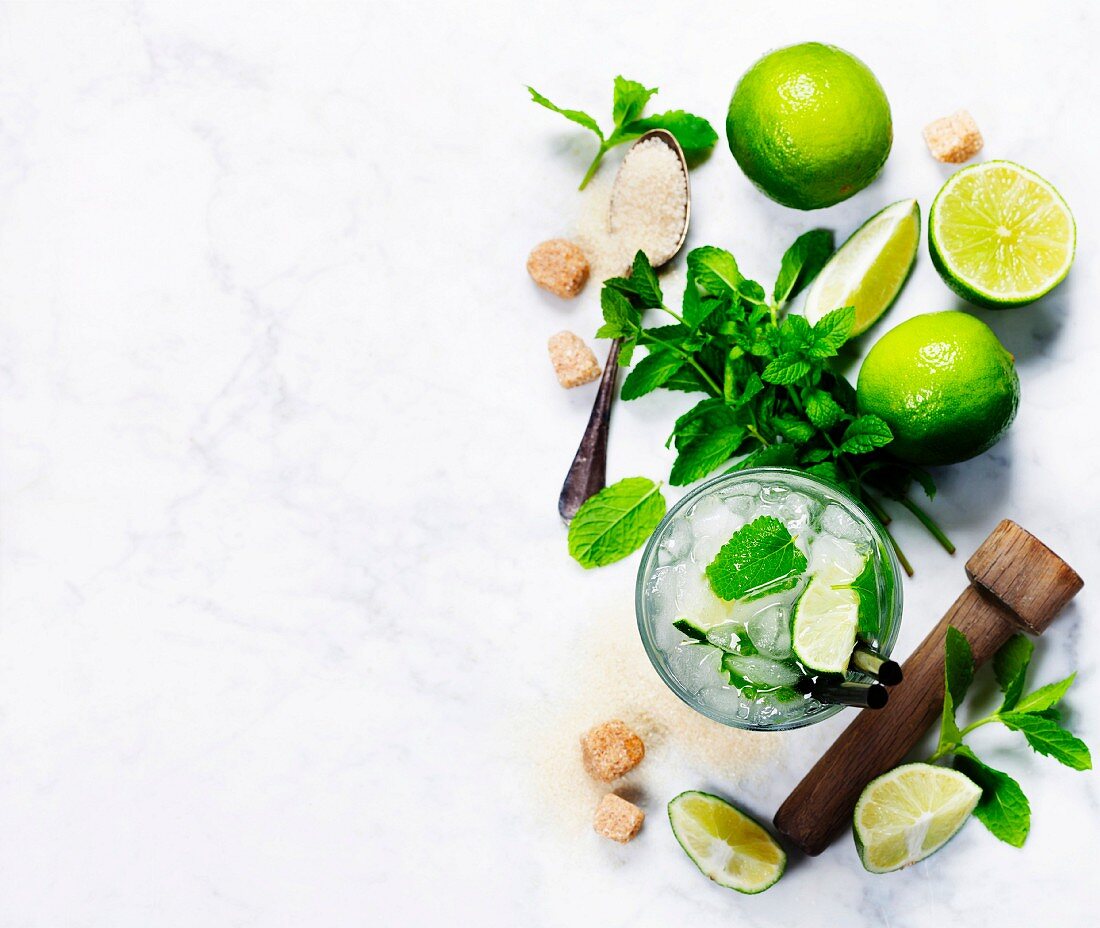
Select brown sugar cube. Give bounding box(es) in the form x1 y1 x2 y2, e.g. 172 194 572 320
593 793 645 844
923 110 984 163
548 331 601 389
527 239 590 298
581 720 645 782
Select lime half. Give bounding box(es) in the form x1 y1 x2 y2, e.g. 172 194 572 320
668 791 786 893
854 763 981 873
792 567 860 673
929 160 1075 308
804 199 920 335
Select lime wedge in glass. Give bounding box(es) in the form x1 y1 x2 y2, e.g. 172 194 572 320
854 762 981 873
929 160 1075 308
791 567 860 673
668 791 786 893
803 198 920 336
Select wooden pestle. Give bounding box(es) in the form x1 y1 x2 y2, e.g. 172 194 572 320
774 520 1083 856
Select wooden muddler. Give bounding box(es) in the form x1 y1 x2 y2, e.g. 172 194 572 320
774 520 1083 856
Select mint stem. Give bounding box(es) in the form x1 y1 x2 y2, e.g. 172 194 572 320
579 143 608 190
899 496 956 554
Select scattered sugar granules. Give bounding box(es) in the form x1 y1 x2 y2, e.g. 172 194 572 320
547 331 601 388
515 599 782 837
527 238 590 298
923 110 984 163
574 137 688 281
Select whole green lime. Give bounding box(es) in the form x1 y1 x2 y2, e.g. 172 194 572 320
726 43 892 210
856 312 1019 465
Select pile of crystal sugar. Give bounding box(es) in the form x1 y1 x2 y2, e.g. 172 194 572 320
573 137 688 281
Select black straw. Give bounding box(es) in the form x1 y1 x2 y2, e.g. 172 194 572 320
851 645 904 687
808 680 889 709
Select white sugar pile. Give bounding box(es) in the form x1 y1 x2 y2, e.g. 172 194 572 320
514 600 783 836
574 137 688 281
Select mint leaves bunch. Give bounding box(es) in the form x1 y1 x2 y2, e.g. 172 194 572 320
596 237 954 574
930 627 1091 846
528 76 718 189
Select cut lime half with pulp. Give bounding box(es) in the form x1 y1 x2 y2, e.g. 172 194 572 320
792 567 861 673
929 160 1075 308
803 198 920 335
668 791 786 893
854 763 981 873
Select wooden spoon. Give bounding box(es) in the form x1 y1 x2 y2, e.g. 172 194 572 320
557 129 691 521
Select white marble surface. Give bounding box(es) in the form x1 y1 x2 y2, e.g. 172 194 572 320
0 2 1097 925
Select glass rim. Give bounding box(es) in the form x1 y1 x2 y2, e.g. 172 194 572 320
635 466 904 732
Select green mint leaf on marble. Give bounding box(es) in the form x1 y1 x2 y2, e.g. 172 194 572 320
620 110 719 163
840 415 893 455
687 246 743 299
610 76 657 129
993 634 1034 712
807 306 855 357
567 477 666 569
1000 711 1093 770
706 516 807 601
944 625 975 709
953 747 1031 847
527 86 604 138
596 286 641 341
621 350 683 400
773 229 834 307
1013 672 1076 715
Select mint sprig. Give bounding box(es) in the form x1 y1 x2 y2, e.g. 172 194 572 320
705 516 807 601
927 628 1091 847
595 243 955 575
567 476 666 568
527 77 717 189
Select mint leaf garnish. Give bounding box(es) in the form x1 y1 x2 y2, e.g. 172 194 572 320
993 633 1034 711
705 516 807 601
773 229 834 307
1013 672 1075 715
1000 712 1092 770
847 559 879 638
953 747 1031 848
567 477 666 569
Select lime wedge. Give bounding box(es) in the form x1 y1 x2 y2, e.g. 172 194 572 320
929 160 1075 308
803 199 920 336
791 567 860 673
668 791 786 893
854 763 981 873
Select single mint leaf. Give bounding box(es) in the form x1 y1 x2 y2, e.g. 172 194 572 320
670 425 747 486
908 464 937 500
726 443 797 473
527 87 603 139
804 390 844 430
938 683 964 756
737 279 768 305
630 250 663 307
1014 673 1076 714
731 372 764 408
621 350 683 400
762 353 812 385
597 286 641 340
567 477 666 569
706 516 808 601
1000 712 1092 770
805 461 842 485
953 747 1031 848
944 625 975 709
611 76 658 130
773 415 815 445
846 558 879 638
662 365 713 395
778 314 812 353
840 415 893 454
807 306 856 358
687 246 743 299
800 446 831 464
622 110 718 162
773 229 834 306
993 634 1034 712
671 400 742 451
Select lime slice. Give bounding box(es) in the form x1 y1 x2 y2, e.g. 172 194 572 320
929 160 1075 308
668 791 786 893
854 763 981 873
791 567 860 673
803 199 920 335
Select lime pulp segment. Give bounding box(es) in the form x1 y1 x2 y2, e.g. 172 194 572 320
668 791 786 893
803 198 920 335
854 763 981 873
929 160 1075 307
